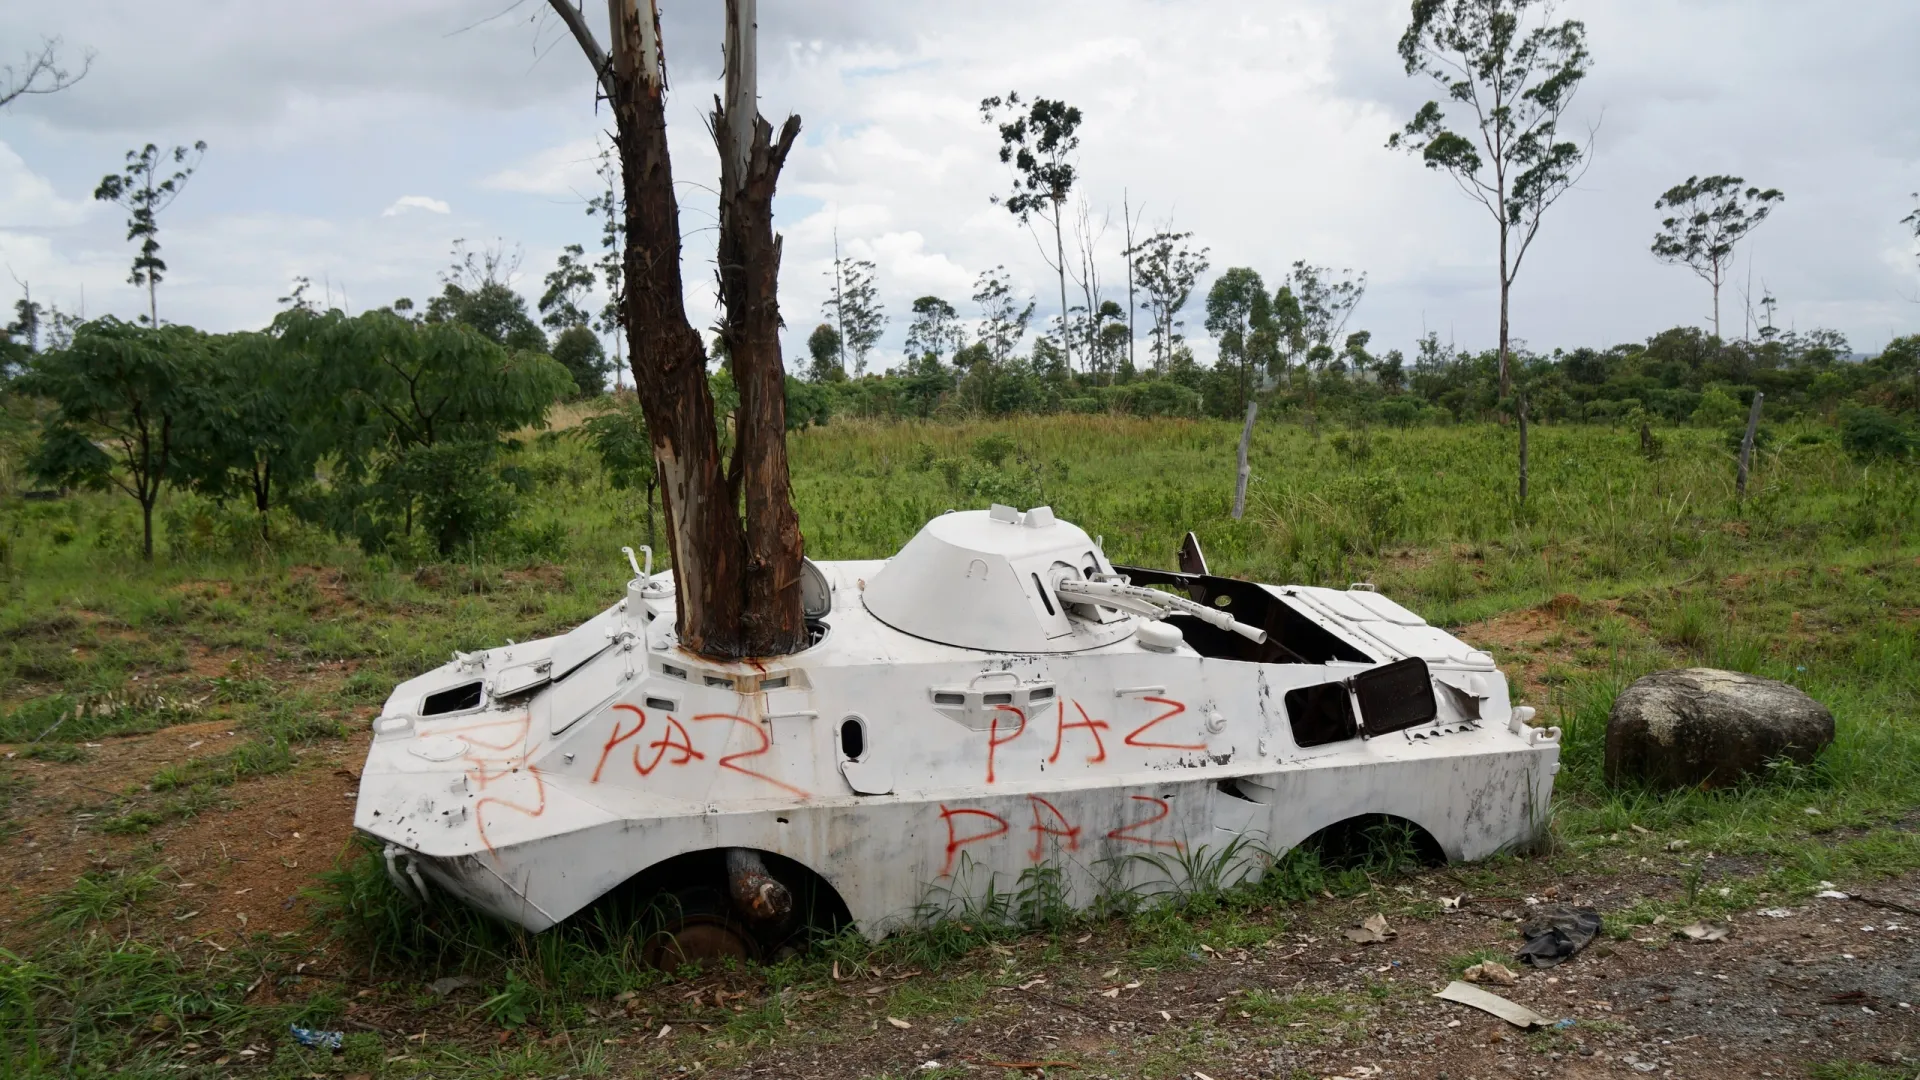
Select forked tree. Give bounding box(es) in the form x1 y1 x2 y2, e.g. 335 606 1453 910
547 0 807 659
1651 175 1784 340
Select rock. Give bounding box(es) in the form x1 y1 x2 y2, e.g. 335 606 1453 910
1605 668 1833 789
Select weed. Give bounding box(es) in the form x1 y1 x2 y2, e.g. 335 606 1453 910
34 866 164 931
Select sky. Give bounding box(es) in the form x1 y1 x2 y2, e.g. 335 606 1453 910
3 0 1918 374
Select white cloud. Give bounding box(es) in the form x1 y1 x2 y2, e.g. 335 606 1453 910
482 138 604 196
0 141 90 229
1 0 1916 358
381 195 450 217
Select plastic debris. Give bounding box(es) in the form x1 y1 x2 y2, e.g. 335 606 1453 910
1756 907 1794 918
1434 981 1555 1029
1439 895 1465 913
288 1025 343 1051
1343 913 1395 945
1515 904 1603 968
1677 922 1730 942
1464 961 1519 987
428 975 482 996
1818 889 1851 900
887 1016 912 1029
1552 1018 1577 1030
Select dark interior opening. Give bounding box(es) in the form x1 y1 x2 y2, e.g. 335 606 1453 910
839 717 865 760
1351 657 1438 736
1296 814 1446 871
421 680 483 716
1285 681 1357 747
1112 565 1374 665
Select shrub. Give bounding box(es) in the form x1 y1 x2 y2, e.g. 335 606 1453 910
1839 406 1913 461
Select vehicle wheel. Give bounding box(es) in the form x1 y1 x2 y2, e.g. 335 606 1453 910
640 887 762 970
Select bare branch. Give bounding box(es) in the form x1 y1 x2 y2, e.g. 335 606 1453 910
544 0 614 101
1 36 93 110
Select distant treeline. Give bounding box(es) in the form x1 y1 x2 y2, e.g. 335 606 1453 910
784 325 1920 431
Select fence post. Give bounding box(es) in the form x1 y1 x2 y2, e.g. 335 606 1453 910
1232 401 1257 520
1736 391 1765 502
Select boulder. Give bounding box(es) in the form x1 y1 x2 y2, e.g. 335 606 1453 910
1605 668 1833 789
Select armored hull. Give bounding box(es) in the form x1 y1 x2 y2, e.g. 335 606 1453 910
355 506 1559 943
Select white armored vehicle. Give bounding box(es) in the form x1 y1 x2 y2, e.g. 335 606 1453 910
356 506 1559 962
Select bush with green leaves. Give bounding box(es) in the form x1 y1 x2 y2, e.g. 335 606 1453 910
1839 406 1913 462
278 307 572 554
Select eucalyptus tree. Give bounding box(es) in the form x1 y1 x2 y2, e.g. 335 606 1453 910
540 242 607 395
981 92 1083 372
547 0 810 658
586 144 626 387
823 250 885 375
1651 176 1784 340
1907 193 1920 278
1129 231 1209 371
1204 267 1273 415
904 296 965 364
1388 0 1592 400
93 141 208 326
972 266 1035 365
24 319 210 559
1275 262 1366 430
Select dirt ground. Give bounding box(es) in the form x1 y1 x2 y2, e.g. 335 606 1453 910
0 725 369 945
6 717 1917 1078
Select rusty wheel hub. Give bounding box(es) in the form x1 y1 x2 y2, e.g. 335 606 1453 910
642 913 759 970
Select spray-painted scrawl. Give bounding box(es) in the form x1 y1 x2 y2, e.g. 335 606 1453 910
356 506 1559 963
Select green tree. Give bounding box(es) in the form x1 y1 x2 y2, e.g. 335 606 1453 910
972 266 1035 365
551 324 608 397
538 243 598 330
981 92 1083 372
585 143 626 388
1130 231 1210 372
425 240 548 354
279 308 570 553
172 330 318 541
805 323 844 383
93 141 207 327
822 244 884 375
1280 262 1366 429
1204 267 1272 414
1389 0 1591 400
904 295 965 363
23 318 210 558
1651 176 1785 340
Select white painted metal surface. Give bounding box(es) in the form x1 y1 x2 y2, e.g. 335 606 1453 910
354 505 1559 936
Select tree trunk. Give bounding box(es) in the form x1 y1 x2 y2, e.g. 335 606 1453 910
1052 203 1071 373
603 0 746 657
1497 235 1512 401
714 0 807 657
1122 189 1136 384
141 495 155 561
545 0 807 660
1517 392 1530 504
1710 268 1722 341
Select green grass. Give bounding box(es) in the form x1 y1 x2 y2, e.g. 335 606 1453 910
4 415 1920 1074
